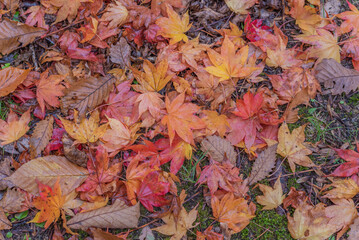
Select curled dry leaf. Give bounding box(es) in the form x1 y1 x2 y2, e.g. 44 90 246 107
256 177 285 210
61 75 116 118
0 66 30 97
314 58 359 95
7 156 88 195
0 18 46 55
62 133 87 168
283 187 307 209
67 201 140 230
248 144 277 185
30 116 54 158
200 135 237 164
322 178 359 200
0 188 27 213
0 158 14 190
110 37 131 69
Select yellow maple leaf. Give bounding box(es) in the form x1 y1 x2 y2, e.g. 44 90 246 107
256 177 285 210
59 110 108 144
322 178 359 200
156 5 192 45
277 123 315 172
296 29 340 63
0 109 30 146
205 36 258 82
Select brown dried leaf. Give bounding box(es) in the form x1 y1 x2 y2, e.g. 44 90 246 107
0 18 46 55
248 144 277 185
0 66 30 97
0 158 14 190
0 188 26 213
67 201 139 230
62 133 87 168
201 136 237 164
92 228 125 240
348 217 359 240
110 38 131 69
7 156 88 195
30 116 54 158
0 0 19 13
61 75 116 118
0 208 11 230
314 58 359 95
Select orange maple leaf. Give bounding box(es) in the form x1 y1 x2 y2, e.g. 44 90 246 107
161 93 205 145
337 1 359 35
36 69 65 115
156 5 191 44
205 36 258 82
0 109 30 146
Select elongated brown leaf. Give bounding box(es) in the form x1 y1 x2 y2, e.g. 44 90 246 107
314 58 359 95
110 37 131 69
62 133 87 167
67 201 139 230
29 116 54 158
248 144 278 185
201 136 237 164
0 67 31 97
0 208 11 230
0 18 46 55
61 75 116 118
7 156 88 195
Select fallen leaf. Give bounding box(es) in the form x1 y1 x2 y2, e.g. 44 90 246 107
67 200 140 229
248 144 277 185
256 177 285 210
62 134 87 167
156 5 191 44
200 135 237 164
224 0 256 14
0 188 27 213
211 193 255 233
30 116 54 158
202 110 230 138
314 58 359 95
92 228 127 240
0 207 11 230
7 156 88 195
0 18 46 55
0 158 14 190
60 110 108 144
61 75 116 118
110 38 131 69
161 93 205 145
0 109 30 146
323 178 359 199
348 217 359 240
196 225 224 240
100 117 132 154
0 66 31 97
277 123 315 172
101 0 128 29
153 205 197 240
283 187 307 209
330 143 359 177
337 1 359 35
139 226 155 240
46 0 87 24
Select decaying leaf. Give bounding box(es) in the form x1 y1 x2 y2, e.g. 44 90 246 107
0 158 14 190
256 177 285 210
248 144 277 185
101 0 128 29
322 178 359 200
62 133 88 167
201 135 237 164
30 116 54 158
315 58 359 95
348 217 359 240
67 201 140 229
110 38 131 69
7 156 88 195
61 75 116 118
224 0 256 14
0 66 30 97
92 228 127 240
0 18 46 55
0 188 27 213
277 123 315 172
0 207 11 230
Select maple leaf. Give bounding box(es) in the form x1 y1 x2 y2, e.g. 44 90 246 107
256 177 285 210
217 21 246 47
283 187 307 209
0 66 31 97
45 0 88 24
161 93 205 145
322 178 359 199
296 29 340 63
202 110 229 137
76 146 121 200
337 1 359 35
59 110 108 144
178 36 207 69
196 226 224 240
153 205 197 240
36 69 65 115
330 144 359 177
0 109 30 146
137 171 170 212
205 36 258 82
156 5 191 44
277 123 315 172
211 193 255 233
224 0 256 14
101 0 129 29
77 17 98 43
24 5 48 29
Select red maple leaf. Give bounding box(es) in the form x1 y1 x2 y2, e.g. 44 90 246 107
331 143 359 177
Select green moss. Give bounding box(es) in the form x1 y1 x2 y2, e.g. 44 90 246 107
348 93 359 105
287 176 300 189
236 208 293 240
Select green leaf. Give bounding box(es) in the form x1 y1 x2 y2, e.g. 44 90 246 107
6 232 13 238
35 222 45 228
308 108 317 114
15 210 28 220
